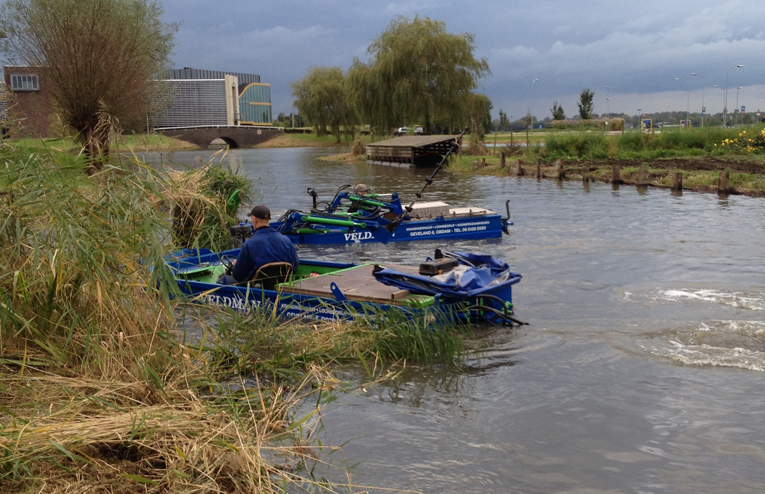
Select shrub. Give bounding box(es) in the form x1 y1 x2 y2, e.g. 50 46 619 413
618 132 644 152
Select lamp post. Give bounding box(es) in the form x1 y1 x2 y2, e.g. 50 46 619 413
675 78 690 128
735 86 743 127
725 64 744 128
603 85 610 120
530 78 538 132
713 85 726 126
691 72 705 128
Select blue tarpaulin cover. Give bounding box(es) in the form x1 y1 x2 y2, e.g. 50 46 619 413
372 251 521 300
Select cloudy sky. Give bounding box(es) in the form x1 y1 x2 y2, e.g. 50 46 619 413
161 0 765 121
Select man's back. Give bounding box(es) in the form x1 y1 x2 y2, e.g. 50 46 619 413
232 227 299 282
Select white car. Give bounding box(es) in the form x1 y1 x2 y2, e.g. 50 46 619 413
395 126 409 136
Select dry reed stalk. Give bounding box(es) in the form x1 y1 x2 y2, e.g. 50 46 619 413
0 365 351 493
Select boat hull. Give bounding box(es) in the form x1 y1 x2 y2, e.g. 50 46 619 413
166 248 519 324
273 214 506 245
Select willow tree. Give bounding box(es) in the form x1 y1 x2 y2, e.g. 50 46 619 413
290 66 357 143
347 15 490 136
467 93 493 142
0 0 175 173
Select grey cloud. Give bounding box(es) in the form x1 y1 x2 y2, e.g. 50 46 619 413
160 0 765 119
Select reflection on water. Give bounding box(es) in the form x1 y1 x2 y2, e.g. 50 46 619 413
142 147 765 493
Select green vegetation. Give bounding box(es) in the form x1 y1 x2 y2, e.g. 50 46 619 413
169 157 253 250
577 88 595 120
290 66 358 143
0 143 473 491
551 101 565 120
541 126 765 161
346 15 490 136
0 0 177 170
10 134 198 154
289 14 491 140
498 110 510 132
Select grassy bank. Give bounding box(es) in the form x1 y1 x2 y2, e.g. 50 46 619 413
8 133 198 153
0 143 471 492
448 153 765 195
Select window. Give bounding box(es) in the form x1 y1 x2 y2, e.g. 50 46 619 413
10 74 40 91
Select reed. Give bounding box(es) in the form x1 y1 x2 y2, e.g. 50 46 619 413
188 302 471 382
0 144 351 492
1 142 469 491
166 151 253 251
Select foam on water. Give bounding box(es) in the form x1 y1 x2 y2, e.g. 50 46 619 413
638 320 765 371
657 289 765 311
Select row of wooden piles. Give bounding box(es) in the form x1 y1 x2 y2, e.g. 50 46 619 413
473 154 740 194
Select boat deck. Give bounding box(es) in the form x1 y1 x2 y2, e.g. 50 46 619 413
281 263 429 306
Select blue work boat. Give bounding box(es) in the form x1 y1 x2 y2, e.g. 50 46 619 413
232 128 511 246
166 248 523 326
230 186 512 246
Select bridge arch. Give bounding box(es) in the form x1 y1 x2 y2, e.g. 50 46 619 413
210 136 239 149
157 126 283 148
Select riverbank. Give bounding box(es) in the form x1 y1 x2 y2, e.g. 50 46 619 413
6 133 199 153
452 154 765 196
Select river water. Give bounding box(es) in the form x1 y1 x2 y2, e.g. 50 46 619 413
143 147 765 493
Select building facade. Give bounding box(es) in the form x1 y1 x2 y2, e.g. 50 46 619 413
154 67 272 128
1 64 273 136
2 66 54 137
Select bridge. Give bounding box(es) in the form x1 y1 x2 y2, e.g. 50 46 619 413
156 125 283 148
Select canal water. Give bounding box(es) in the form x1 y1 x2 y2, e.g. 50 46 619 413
143 147 765 493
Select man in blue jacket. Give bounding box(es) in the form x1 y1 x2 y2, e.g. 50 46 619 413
218 205 299 285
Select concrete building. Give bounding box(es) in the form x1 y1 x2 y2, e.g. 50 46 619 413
153 67 272 128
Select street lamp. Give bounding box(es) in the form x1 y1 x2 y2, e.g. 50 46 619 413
675 78 690 128
713 85 726 126
691 72 705 128
725 64 744 128
735 86 743 127
603 85 610 120
530 78 538 132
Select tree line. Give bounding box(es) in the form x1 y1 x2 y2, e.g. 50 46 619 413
290 15 492 143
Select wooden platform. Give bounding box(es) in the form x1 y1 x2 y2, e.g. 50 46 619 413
366 135 460 167
281 263 427 305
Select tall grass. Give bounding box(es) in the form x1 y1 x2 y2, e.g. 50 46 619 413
543 126 765 160
193 302 470 381
0 145 179 376
0 142 472 491
0 145 346 492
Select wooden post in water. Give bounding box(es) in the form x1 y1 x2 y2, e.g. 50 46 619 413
500 152 506 169
582 165 589 182
670 172 683 190
536 158 542 179
636 166 650 185
719 170 729 193
516 159 524 176
555 158 565 180
611 164 621 184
